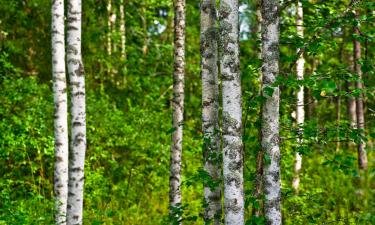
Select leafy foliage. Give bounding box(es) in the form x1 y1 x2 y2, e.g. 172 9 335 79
0 0 374 224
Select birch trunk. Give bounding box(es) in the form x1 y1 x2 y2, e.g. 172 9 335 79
353 10 368 170
66 0 86 224
120 0 126 60
169 0 185 223
219 0 244 224
201 1 221 223
261 0 281 224
292 0 304 193
52 0 69 223
107 0 112 56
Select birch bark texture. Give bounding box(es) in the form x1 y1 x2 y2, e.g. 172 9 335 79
219 0 244 224
66 0 86 224
353 10 367 170
169 0 185 223
292 0 304 193
52 0 69 223
261 0 281 224
200 1 221 224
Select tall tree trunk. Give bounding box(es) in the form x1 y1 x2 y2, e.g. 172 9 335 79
261 0 281 224
52 0 69 223
253 0 263 218
219 0 244 224
107 0 112 56
169 0 185 223
120 0 126 60
292 0 304 193
353 10 367 170
201 1 221 224
67 0 86 224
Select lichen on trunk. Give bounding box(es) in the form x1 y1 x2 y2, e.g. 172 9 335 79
169 0 185 224
201 0 222 224
261 0 282 224
219 0 244 224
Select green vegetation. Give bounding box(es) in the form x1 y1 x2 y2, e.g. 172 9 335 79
0 0 374 224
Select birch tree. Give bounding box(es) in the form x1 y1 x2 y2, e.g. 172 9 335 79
52 0 69 223
353 10 367 170
120 0 126 60
66 0 86 224
292 0 304 193
219 0 244 224
169 0 185 223
201 0 221 223
261 0 281 224
107 0 112 56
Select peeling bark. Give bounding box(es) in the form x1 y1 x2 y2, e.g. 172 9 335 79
169 0 185 223
219 0 244 224
353 10 368 170
52 0 69 223
67 0 86 224
292 0 304 193
261 0 281 224
201 1 221 224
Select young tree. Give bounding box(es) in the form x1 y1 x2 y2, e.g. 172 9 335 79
52 0 69 223
66 0 86 224
292 0 304 193
261 0 281 224
219 0 244 224
253 0 264 218
353 10 367 170
201 0 221 223
169 0 185 223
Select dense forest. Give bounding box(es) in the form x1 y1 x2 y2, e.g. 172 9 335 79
0 0 374 224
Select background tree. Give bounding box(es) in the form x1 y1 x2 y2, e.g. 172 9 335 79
353 9 367 170
292 0 305 193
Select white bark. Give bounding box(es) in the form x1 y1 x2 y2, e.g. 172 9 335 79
201 1 221 224
107 0 112 56
52 0 69 224
292 0 304 193
261 0 281 224
169 0 185 223
120 0 126 60
66 0 86 224
219 1 244 224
